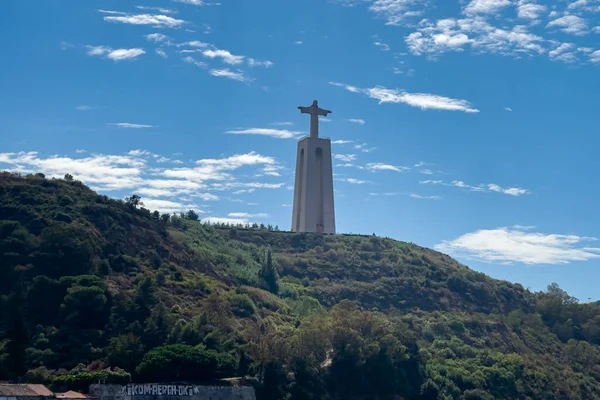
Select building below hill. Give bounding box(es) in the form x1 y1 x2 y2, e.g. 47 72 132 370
0 385 90 400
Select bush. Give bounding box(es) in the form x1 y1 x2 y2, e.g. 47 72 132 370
135 344 235 382
228 293 257 318
50 370 131 392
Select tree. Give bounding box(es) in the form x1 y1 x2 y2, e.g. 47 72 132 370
185 209 200 221
64 173 74 181
260 249 279 294
125 194 143 208
107 333 145 372
135 344 235 382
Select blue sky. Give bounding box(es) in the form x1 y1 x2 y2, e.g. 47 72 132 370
1 0 599 300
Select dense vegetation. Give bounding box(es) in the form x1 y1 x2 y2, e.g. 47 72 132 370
1 171 600 399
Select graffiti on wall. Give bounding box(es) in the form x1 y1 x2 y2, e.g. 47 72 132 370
120 385 223 396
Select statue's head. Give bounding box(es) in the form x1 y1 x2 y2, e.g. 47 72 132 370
312 100 318 106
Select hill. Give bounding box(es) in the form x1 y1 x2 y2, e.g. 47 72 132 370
1 171 600 399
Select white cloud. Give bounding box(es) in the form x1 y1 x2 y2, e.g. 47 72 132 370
86 45 145 61
342 178 369 184
414 161 427 167
178 41 210 48
156 49 168 58
368 0 428 26
373 35 391 51
334 154 357 162
107 48 146 61
410 193 441 199
590 50 600 63
435 226 600 265
0 150 282 204
163 152 278 183
271 122 294 126
421 179 530 196
173 0 219 5
464 0 512 15
203 49 245 65
226 128 302 139
75 105 94 111
330 82 479 113
98 10 128 15
406 17 545 59
420 169 434 174
567 0 600 12
294 40 303 45
353 143 377 153
504 107 513 111
228 212 269 218
247 58 274 68
329 81 361 93
183 56 207 68
548 43 579 63
517 1 547 20
546 15 589 36
332 139 354 144
128 149 152 156
60 41 75 50
111 123 154 129
348 118 366 125
146 33 171 43
103 13 186 28
233 188 256 195
209 68 253 83
0 151 145 191
143 198 203 214
366 162 410 172
136 6 177 14
75 149 87 154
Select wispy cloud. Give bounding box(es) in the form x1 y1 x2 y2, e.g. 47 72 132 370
143 198 203 214
228 212 269 218
203 49 245 65
173 0 220 5
348 118 366 125
209 68 253 83
330 82 479 113
183 56 207 68
546 15 589 36
420 179 530 196
75 105 94 111
111 123 154 129
410 193 441 199
102 12 186 28
271 122 294 126
464 0 512 16
504 107 513 111
341 178 369 184
332 139 354 144
0 150 283 204
294 40 303 45
156 49 168 58
334 154 357 162
436 226 600 265
226 128 302 139
136 6 177 14
366 162 410 172
86 45 145 61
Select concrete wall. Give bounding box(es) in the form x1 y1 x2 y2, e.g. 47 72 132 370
291 137 335 234
88 384 255 400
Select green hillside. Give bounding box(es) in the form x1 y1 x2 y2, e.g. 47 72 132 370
1 171 600 400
